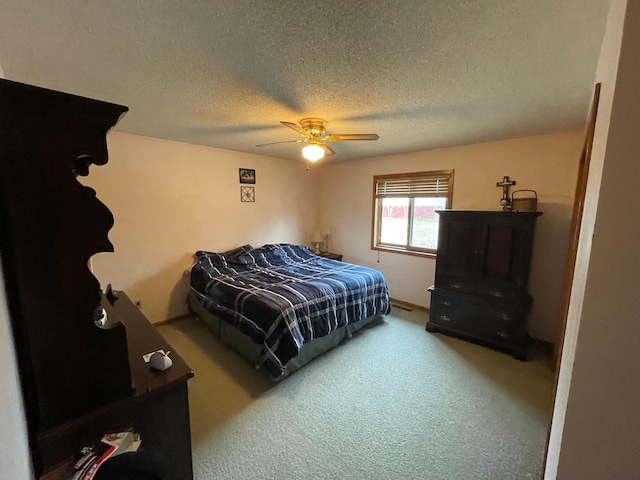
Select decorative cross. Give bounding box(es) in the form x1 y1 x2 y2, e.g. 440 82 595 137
496 176 516 210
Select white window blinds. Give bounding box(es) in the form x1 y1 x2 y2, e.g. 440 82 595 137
374 172 452 198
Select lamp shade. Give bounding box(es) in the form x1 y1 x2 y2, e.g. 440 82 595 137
311 230 324 243
302 144 325 161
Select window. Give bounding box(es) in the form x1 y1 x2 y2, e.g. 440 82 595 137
372 170 454 257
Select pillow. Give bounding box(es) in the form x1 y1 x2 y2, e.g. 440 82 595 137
222 244 255 265
194 244 253 261
194 250 217 261
251 244 288 266
224 253 255 265
260 243 283 252
222 244 254 257
282 244 315 260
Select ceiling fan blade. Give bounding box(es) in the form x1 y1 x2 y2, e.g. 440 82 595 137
326 133 380 142
280 121 309 137
255 139 306 147
321 143 335 155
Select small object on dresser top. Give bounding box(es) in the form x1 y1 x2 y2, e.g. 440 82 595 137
144 350 173 371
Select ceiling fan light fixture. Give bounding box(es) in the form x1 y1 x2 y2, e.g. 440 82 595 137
256 118 378 160
302 143 325 162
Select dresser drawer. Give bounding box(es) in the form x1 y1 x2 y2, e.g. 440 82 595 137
474 283 531 305
436 275 476 294
435 277 530 306
427 288 527 351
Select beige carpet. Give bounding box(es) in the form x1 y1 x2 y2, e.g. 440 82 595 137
158 306 555 480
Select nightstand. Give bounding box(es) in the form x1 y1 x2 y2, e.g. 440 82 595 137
319 251 343 261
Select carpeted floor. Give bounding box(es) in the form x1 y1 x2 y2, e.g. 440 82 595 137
158 306 555 480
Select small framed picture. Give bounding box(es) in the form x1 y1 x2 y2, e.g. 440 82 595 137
239 168 256 184
241 186 255 202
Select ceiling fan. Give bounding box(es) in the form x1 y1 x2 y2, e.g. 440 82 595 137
256 118 379 161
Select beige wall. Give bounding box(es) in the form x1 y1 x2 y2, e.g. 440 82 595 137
83 132 318 323
316 131 583 343
547 0 640 478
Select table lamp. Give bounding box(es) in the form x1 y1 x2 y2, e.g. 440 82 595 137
311 230 324 254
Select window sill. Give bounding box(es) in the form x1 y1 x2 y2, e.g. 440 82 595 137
372 245 437 259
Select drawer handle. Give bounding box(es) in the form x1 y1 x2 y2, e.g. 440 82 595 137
442 300 452 306
496 329 510 338
450 283 461 290
499 312 512 321
439 315 451 322
490 290 505 298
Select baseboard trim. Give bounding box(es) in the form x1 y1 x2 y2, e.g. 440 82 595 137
389 297 429 312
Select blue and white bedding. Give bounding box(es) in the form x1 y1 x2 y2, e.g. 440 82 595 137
190 243 391 379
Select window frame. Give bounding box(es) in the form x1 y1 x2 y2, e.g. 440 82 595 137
371 170 454 258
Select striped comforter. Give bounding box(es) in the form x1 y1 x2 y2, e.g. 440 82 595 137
190 244 390 379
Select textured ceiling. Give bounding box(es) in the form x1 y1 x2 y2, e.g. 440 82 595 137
0 0 609 162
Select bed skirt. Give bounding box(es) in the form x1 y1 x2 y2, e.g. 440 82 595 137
188 291 383 380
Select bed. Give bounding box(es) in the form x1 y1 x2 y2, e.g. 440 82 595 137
188 243 391 380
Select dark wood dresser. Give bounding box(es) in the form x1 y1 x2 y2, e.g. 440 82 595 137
0 78 193 478
426 210 541 359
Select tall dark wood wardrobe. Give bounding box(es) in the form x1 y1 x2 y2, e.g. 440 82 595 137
0 79 193 479
427 210 541 359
